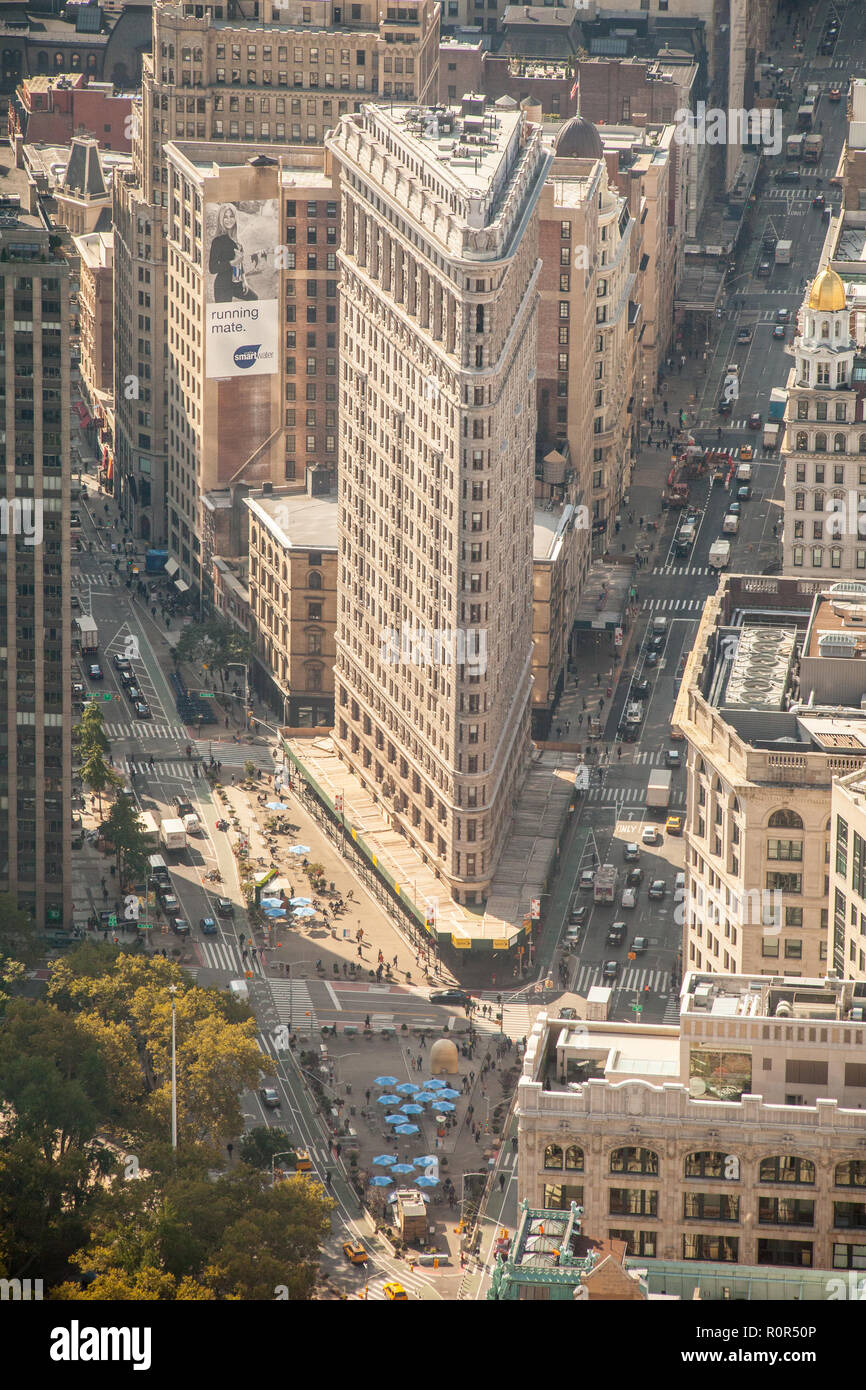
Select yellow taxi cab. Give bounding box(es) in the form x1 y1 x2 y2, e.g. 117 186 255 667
383 1282 409 1301
665 815 683 836
342 1241 368 1265
294 1149 313 1172
739 444 753 461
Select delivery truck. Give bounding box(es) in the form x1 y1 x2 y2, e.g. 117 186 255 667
594 863 617 904
709 539 731 569
136 810 160 849
647 770 672 809
763 421 781 449
75 614 98 653
786 132 804 159
775 240 793 265
159 817 187 852
768 388 786 421
803 132 823 163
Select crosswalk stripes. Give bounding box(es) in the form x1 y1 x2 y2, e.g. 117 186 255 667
643 595 707 608
267 978 320 1032
572 963 671 996
126 760 196 779
104 721 187 740
585 784 646 804
473 1000 533 1040
198 938 266 977
632 750 665 766
650 566 710 578
190 741 271 768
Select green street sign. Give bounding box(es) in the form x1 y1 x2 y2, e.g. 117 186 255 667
108 914 117 927
198 691 215 698
138 923 154 930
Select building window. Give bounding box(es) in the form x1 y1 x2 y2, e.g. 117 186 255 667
609 1147 658 1175
760 1156 816 1185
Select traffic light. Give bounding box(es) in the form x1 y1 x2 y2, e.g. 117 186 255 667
496 994 502 1006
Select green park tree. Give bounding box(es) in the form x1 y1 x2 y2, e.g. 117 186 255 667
80 745 121 817
101 798 152 888
74 701 111 760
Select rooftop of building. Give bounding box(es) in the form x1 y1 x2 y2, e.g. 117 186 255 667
23 140 131 194
533 500 577 563
351 98 526 207
0 159 46 233
165 141 331 187
72 227 113 269
675 575 866 755
246 489 338 550
19 72 85 94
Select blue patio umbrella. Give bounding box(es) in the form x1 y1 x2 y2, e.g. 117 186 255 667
369 1176 393 1187
289 897 312 907
433 1100 455 1112
390 1163 416 1175
384 1113 406 1125
423 1080 447 1090
264 909 287 919
413 1155 438 1167
413 1092 437 1104
261 897 283 907
374 1076 399 1087
415 1175 439 1188
288 844 311 855
395 1123 419 1136
377 1093 402 1106
395 1082 419 1095
293 906 316 919
372 1155 395 1166
400 1104 424 1115
438 1088 461 1100
266 801 287 809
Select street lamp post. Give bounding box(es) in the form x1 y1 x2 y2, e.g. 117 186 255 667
168 984 178 1155
270 1149 295 1184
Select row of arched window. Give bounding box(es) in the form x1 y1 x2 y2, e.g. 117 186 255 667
542 1146 866 1187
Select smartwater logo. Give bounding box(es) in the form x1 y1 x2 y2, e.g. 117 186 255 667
49 1321 152 1372
233 343 261 369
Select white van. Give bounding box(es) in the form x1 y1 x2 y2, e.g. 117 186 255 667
652 615 669 637
722 514 740 535
736 463 752 482
229 979 249 1002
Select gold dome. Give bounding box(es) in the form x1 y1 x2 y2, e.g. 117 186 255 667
808 266 846 312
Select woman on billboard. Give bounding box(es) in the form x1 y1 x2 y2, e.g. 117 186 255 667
208 204 258 302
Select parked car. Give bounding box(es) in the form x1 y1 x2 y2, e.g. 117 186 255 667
113 654 132 671
564 924 581 944
160 892 179 914
648 879 667 900
199 916 217 935
649 634 666 653
630 937 649 955
666 815 684 836
642 826 660 846
621 887 637 909
624 843 640 862
602 960 619 981
645 650 659 667
216 897 234 917
120 669 136 688
579 869 596 890
72 680 85 698
675 872 686 896
632 679 651 699
88 663 103 680
607 923 626 947
430 988 470 1006
126 685 142 703
259 1086 281 1109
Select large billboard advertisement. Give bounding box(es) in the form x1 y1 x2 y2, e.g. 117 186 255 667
204 198 278 378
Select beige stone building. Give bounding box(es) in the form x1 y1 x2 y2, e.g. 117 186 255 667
781 266 863 579
328 98 549 902
518 973 866 1270
830 769 866 982
0 172 73 931
531 116 641 733
672 573 866 982
73 229 114 412
245 488 337 728
114 0 440 555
